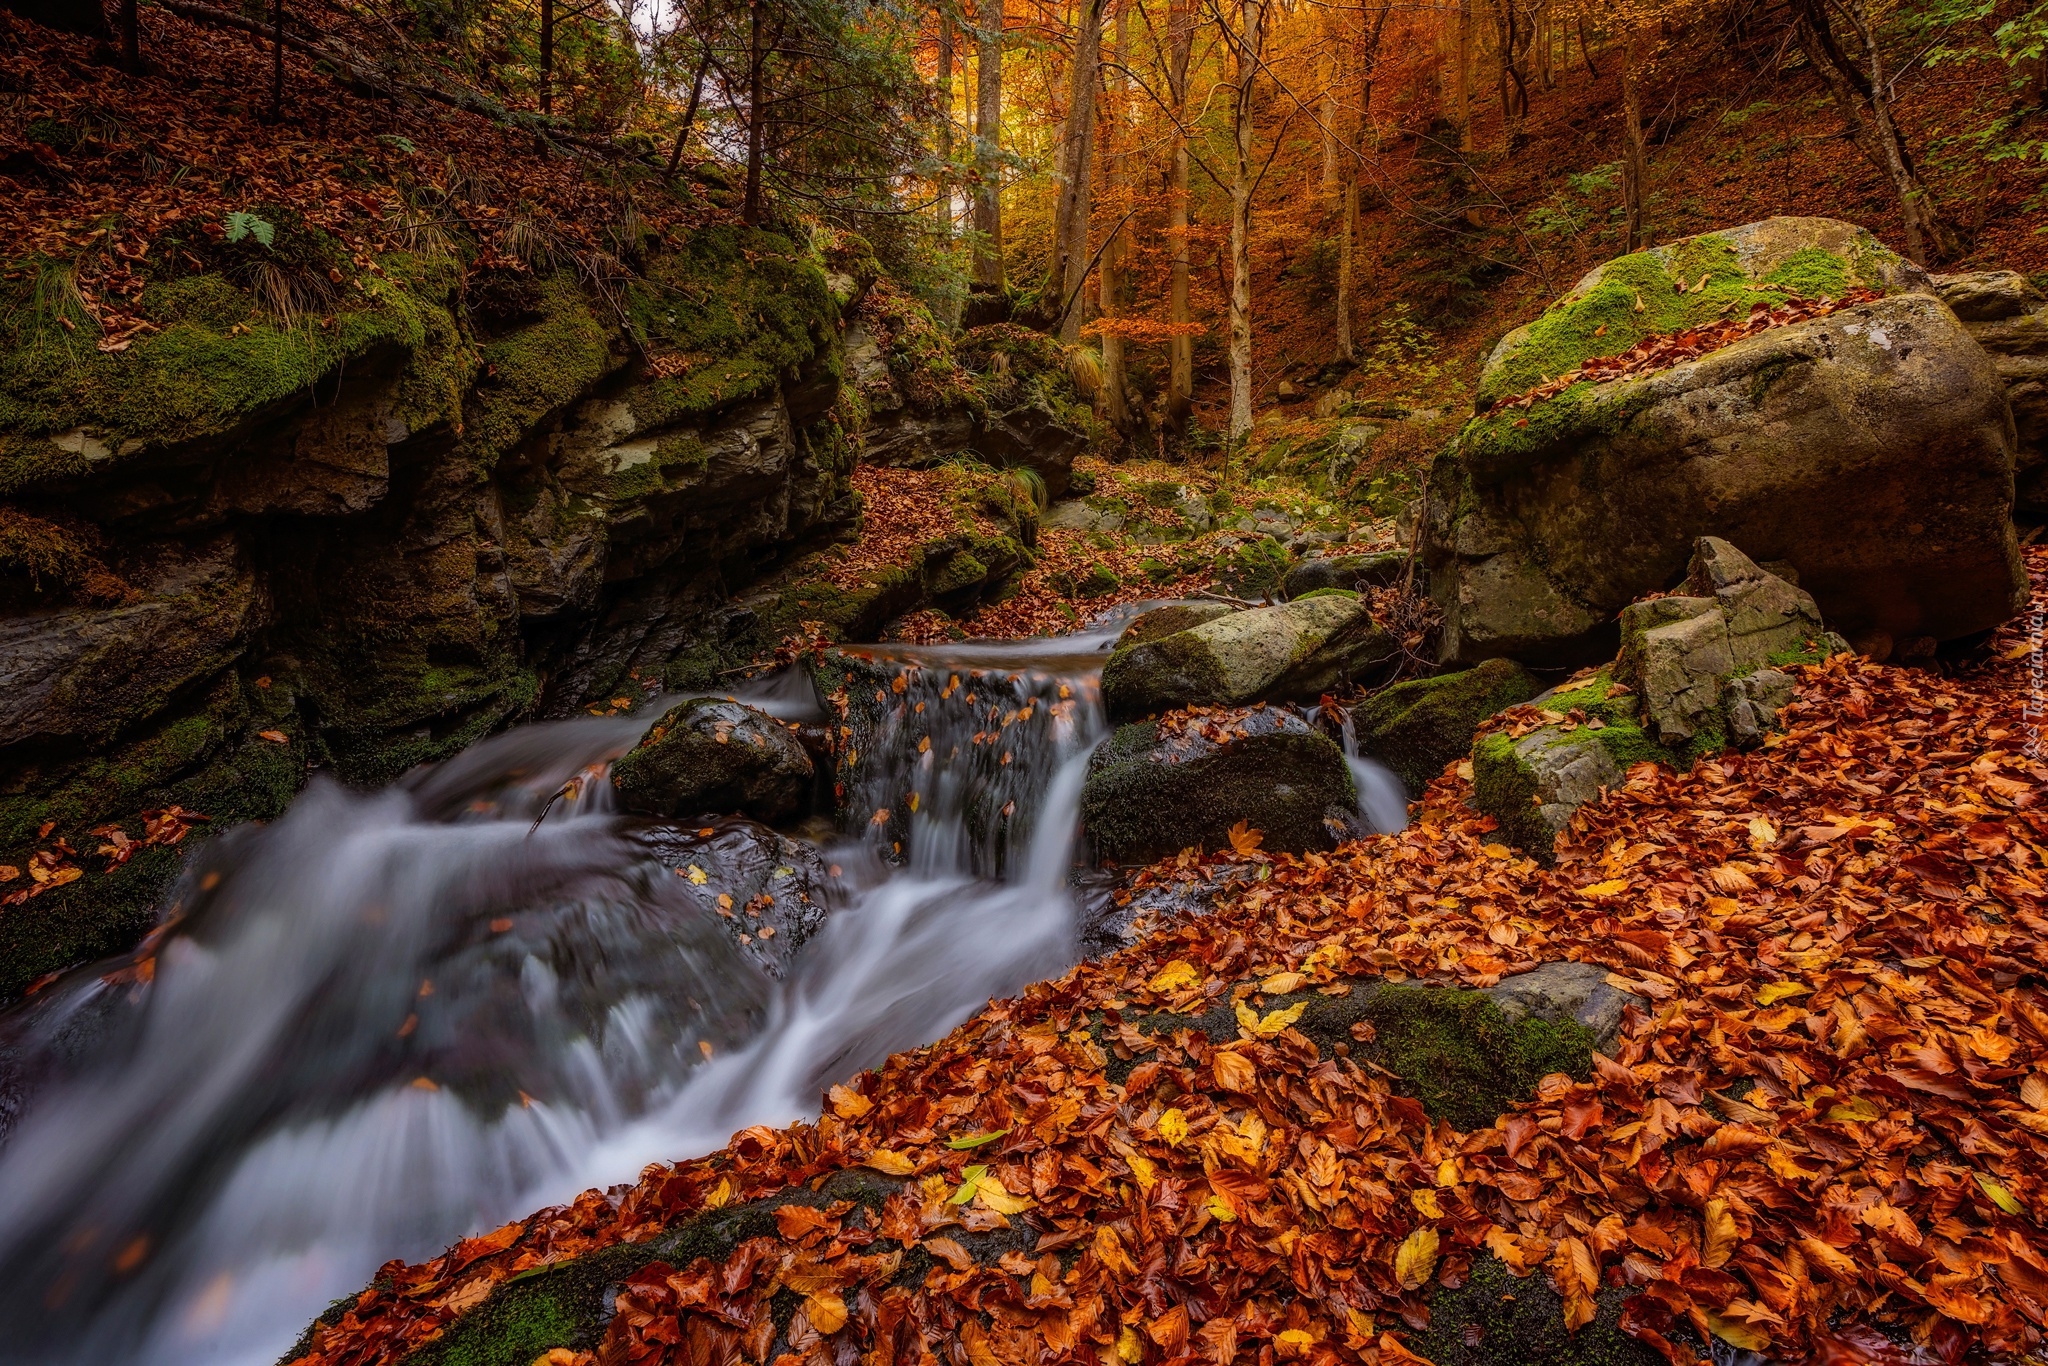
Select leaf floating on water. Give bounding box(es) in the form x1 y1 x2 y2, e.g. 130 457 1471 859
684 864 708 884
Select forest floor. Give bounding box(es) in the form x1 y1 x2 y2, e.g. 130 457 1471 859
293 555 2048 1365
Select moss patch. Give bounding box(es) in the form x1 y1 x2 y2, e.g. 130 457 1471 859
464 271 619 466
1411 1250 1663 1365
1354 658 1542 795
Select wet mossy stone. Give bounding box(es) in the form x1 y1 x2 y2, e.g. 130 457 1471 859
1282 549 1410 600
1100 595 1398 723
1105 963 1638 1128
1081 707 1358 862
612 699 814 823
1413 1250 1663 1365
1353 657 1541 796
1111 601 1238 650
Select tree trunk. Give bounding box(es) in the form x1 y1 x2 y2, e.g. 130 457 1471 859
1319 16 1340 203
540 0 553 115
121 0 138 71
1621 27 1647 250
666 49 714 175
1577 12 1598 77
1227 0 1264 442
1336 163 1355 363
269 0 284 122
743 0 765 225
972 0 1005 287
1099 0 1129 430
1049 0 1105 341
1452 0 1472 150
937 9 954 228
1166 0 1193 424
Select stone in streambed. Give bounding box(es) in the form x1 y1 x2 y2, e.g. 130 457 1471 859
1281 549 1410 600
612 698 814 823
1350 657 1542 795
1100 594 1397 722
631 818 835 977
1080 705 1358 862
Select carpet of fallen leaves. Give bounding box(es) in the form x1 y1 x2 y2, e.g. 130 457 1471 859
1 10 699 343
292 548 2048 1366
818 466 1005 593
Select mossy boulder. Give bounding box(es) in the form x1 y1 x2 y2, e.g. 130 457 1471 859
612 700 815 823
1110 600 1238 649
1081 705 1358 861
1100 594 1398 722
1352 657 1542 795
1282 549 1410 599
1426 216 2025 666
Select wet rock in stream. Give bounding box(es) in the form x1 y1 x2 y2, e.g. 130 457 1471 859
631 819 839 978
612 699 816 823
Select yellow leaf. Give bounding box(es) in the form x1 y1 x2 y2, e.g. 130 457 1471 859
1825 1097 1882 1123
1120 1149 1158 1192
1206 1193 1237 1222
1410 1188 1444 1219
1261 970 1307 994
1977 1172 2025 1216
1116 1326 1144 1363
704 1177 734 1209
865 1149 917 1175
1756 981 1812 1005
685 864 708 885
1227 820 1264 854
1148 960 1201 993
1301 942 1346 977
828 1084 872 1119
1274 1329 1316 1356
1436 1159 1459 1187
1579 878 1629 898
1704 1310 1771 1351
805 1291 848 1335
1702 1198 1738 1268
975 1172 1032 1215
1235 999 1307 1039
1394 1226 1440 1290
1157 1108 1189 1146
1481 843 1511 859
907 792 919 812
1748 816 1778 849
1455 759 1474 781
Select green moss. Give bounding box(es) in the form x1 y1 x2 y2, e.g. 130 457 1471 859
1355 658 1541 795
1761 245 1851 299
1213 536 1293 598
0 253 461 495
1292 586 1359 602
1412 1251 1662 1365
464 272 617 465
626 225 835 428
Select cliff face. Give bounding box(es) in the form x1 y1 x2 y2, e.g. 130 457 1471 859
0 223 864 997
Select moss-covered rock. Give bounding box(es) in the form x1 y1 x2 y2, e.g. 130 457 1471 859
1282 549 1409 599
1212 535 1293 598
1110 601 1239 650
1081 706 1358 861
1426 216 2025 667
1101 595 1397 722
613 700 814 823
1353 657 1542 795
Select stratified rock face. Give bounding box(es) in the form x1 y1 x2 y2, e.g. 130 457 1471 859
1351 656 1541 795
612 700 815 824
1100 595 1397 722
1426 217 2025 666
1615 538 1845 746
1081 705 1358 861
1935 268 2048 515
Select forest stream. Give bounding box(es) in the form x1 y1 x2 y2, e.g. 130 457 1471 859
0 613 1402 1366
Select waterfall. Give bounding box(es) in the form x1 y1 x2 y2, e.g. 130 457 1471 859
0 631 1113 1366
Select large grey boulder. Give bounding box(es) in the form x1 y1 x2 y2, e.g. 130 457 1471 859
1934 268 2048 515
1425 217 2026 665
1081 705 1358 861
1100 594 1398 722
1615 537 1846 745
611 698 815 822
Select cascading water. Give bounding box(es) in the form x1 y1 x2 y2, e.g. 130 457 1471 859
0 626 1117 1366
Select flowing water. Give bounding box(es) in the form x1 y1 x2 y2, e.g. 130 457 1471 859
0 612 1406 1366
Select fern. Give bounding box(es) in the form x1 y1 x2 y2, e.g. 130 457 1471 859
224 211 276 249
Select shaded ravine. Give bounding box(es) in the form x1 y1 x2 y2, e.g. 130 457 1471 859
0 613 1409 1366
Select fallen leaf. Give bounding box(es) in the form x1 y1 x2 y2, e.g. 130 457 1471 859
1394 1226 1440 1290
1148 960 1201 993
